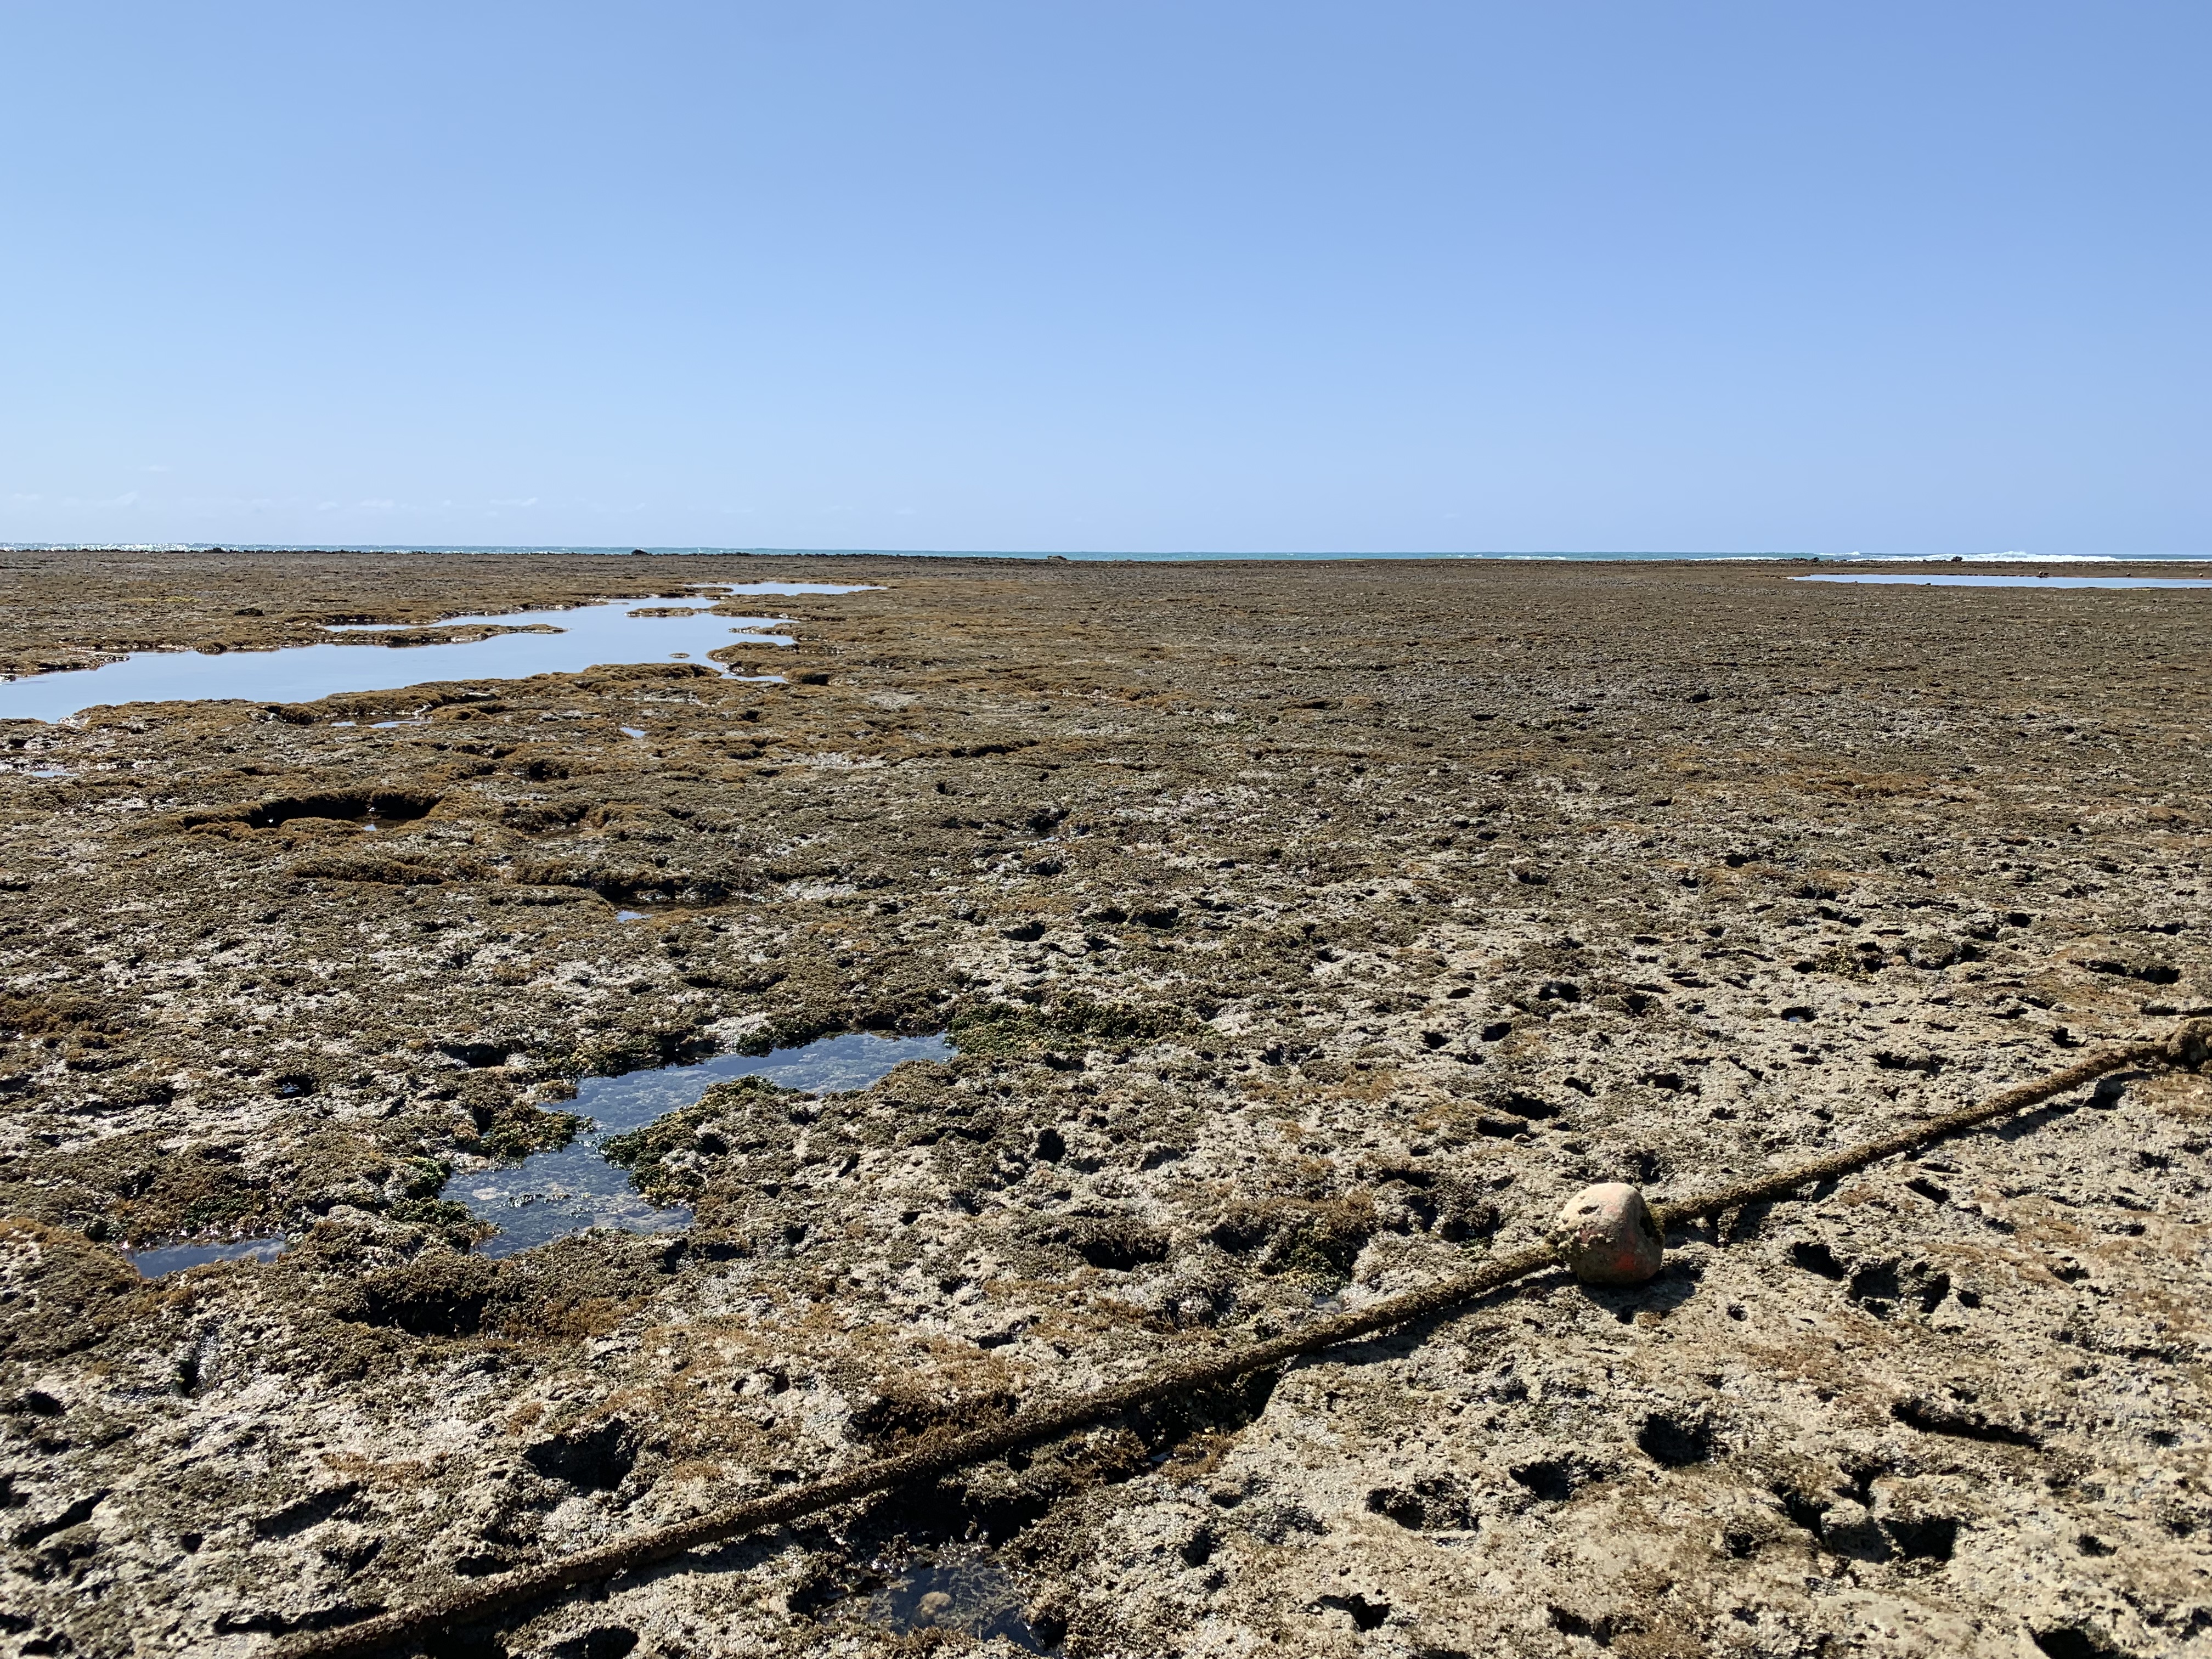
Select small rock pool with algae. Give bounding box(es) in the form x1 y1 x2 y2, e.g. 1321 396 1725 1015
823 1549 1056 1652
446 1031 954 1257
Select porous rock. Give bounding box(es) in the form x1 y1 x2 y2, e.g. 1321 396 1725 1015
1551 1181 1664 1284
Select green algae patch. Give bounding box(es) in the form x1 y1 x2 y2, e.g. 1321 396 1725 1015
467 1102 584 1160
602 1074 795 1206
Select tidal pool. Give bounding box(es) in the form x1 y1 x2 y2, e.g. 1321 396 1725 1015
0 598 803 723
832 1553 1050 1651
696 582 883 596
123 1235 287 1278
448 1031 953 1257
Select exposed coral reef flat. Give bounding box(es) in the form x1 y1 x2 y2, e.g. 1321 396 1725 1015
3 547 2210 1658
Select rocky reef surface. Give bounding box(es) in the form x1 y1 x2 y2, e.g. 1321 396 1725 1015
2 548 2209 1658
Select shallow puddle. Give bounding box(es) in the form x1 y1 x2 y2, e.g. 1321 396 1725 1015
0 598 802 723
123 1235 287 1278
1796 573 2212 589
448 1031 953 1257
831 1552 1051 1651
599 894 711 918
699 582 883 596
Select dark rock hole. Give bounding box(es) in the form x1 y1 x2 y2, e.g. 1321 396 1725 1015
1496 1091 1558 1121
1790 1240 1847 1280
1070 1222 1170 1271
522 1419 638 1490
1891 1397 2042 1448
1364 1476 1476 1532
1637 1412 1714 1468
1319 1594 1390 1632
2033 1628 2126 1659
1510 1457 1602 1503
1886 1516 1959 1562
1548 1606 1621 1644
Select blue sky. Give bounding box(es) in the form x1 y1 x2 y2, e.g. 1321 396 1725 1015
2 2 2205 554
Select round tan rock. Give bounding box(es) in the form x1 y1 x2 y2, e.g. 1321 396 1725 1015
1553 1182 1663 1284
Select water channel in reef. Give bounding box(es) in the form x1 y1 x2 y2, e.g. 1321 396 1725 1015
448 1030 954 1257
0 584 879 722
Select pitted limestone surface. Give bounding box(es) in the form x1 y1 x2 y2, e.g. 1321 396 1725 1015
2 549 2210 1659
